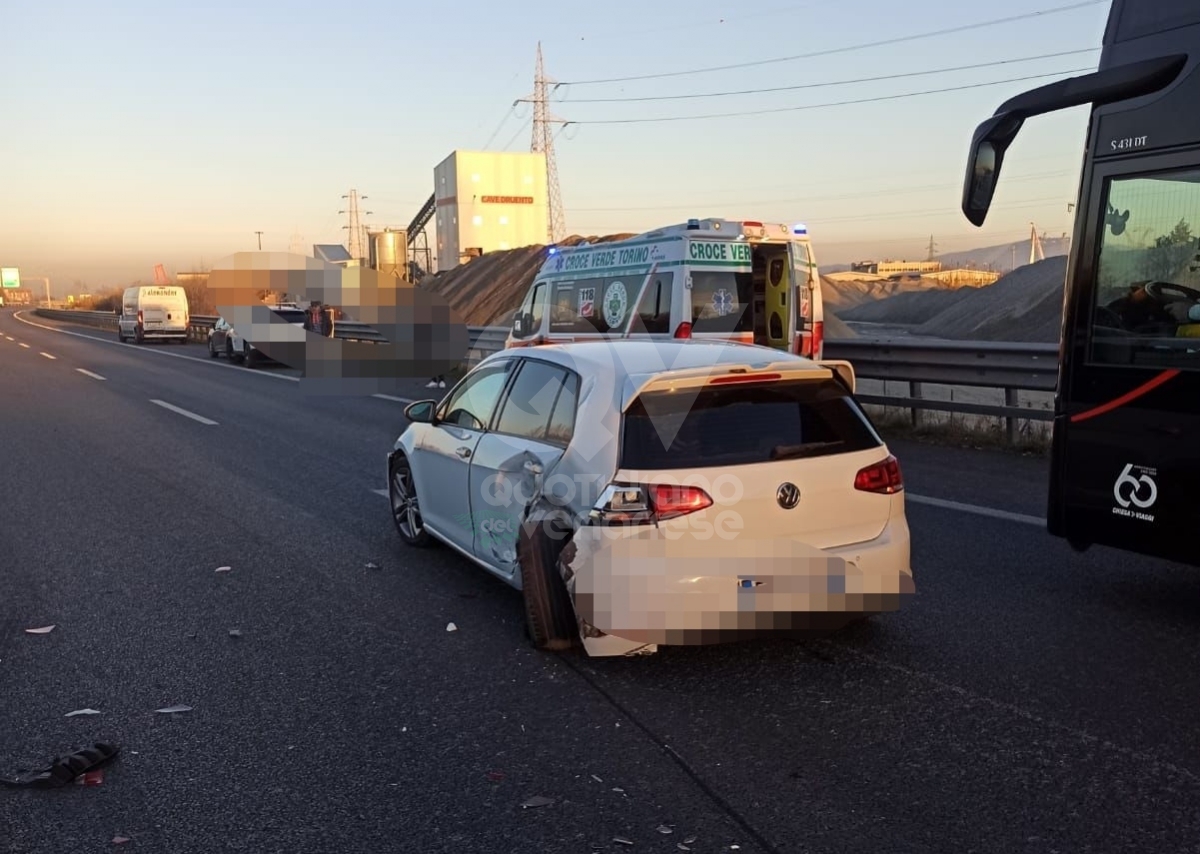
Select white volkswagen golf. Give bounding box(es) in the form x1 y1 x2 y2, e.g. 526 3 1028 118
388 339 913 657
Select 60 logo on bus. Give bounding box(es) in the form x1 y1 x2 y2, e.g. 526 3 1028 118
1113 463 1158 510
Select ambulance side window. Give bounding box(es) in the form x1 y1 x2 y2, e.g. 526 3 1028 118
633 272 673 334
548 277 609 334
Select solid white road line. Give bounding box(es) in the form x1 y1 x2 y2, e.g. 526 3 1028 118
39 351 56 360
905 493 1044 526
150 399 219 426
12 311 300 383
372 394 412 403
371 488 390 498
18 343 29 348
76 369 107 381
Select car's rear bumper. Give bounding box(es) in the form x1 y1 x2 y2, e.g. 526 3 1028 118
565 515 913 655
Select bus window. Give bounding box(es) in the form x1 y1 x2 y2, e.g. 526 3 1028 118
690 271 754 334
1089 167 1200 369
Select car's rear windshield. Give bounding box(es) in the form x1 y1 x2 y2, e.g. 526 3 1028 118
273 310 307 323
621 377 882 470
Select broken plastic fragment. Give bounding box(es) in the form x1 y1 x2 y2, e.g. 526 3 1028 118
486 771 505 782
113 837 131 845
65 709 101 717
228 629 243 638
446 622 458 632
0 742 121 789
214 566 232 573
591 774 603 783
154 705 193 714
683 837 697 845
521 795 554 809
613 838 634 847
25 625 55 634
678 846 691 852
75 770 104 787
658 826 673 834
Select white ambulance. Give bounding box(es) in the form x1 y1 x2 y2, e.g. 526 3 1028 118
505 218 825 359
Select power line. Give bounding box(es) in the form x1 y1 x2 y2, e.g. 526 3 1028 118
568 68 1093 125
558 49 1099 103
557 1 1107 85
568 170 1073 212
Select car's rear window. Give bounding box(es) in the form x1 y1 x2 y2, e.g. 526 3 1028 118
621 377 882 470
273 310 307 323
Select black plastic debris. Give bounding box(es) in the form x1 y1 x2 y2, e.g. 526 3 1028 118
1 742 121 789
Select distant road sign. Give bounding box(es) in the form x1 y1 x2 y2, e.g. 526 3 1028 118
1 268 19 289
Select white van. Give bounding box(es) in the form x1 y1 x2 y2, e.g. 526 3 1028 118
118 286 190 344
505 218 825 359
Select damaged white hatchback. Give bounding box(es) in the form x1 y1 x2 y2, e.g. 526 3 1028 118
388 339 914 657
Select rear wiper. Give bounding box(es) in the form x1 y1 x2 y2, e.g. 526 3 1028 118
770 441 843 460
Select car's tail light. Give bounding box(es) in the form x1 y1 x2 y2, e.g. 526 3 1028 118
673 321 692 339
812 320 824 359
854 455 903 494
591 482 713 524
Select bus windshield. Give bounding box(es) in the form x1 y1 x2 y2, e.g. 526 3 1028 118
1091 167 1200 368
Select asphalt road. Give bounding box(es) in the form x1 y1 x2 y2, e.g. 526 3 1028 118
4 308 1200 854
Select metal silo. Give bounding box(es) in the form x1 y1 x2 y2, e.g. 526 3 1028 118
369 228 408 278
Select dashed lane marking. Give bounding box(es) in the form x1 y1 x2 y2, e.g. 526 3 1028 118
39 351 56 360
76 369 107 381
905 493 1043 526
150 399 219 426
13 311 300 382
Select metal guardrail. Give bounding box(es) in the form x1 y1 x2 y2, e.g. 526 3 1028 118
34 308 1059 442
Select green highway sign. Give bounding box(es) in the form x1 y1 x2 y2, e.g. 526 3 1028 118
1 267 19 289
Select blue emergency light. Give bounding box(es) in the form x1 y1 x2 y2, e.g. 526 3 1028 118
686 219 700 230
792 223 808 235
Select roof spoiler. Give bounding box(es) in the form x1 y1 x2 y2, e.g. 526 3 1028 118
962 54 1187 227
621 362 839 412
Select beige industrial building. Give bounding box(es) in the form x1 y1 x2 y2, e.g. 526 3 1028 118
434 150 549 272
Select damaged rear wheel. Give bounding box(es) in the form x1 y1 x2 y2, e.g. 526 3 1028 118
517 517 579 651
390 454 431 548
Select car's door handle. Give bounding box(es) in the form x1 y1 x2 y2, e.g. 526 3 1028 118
456 447 472 459
523 461 543 475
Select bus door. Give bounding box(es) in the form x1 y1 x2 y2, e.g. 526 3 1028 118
1054 150 1200 558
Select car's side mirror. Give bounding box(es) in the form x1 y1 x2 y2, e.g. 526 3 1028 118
404 399 437 424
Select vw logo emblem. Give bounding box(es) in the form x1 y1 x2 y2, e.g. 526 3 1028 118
776 482 801 509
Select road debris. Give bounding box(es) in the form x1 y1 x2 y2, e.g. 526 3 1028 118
65 709 102 717
365 562 380 570
521 795 555 809
214 566 232 573
446 622 458 632
613 838 634 846
75 771 104 787
658 826 673 834
154 705 193 714
0 742 121 789
486 771 505 782
112 837 130 845
25 625 55 634
228 629 243 638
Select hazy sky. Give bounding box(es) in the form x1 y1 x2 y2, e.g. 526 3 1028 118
1 0 1110 293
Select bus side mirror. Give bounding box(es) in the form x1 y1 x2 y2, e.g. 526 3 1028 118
962 111 1025 228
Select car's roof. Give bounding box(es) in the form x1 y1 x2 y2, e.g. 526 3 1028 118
497 339 820 378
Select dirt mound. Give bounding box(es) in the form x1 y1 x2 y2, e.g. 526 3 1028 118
418 234 635 328
823 310 857 339
821 276 960 313
839 287 975 325
912 255 1068 341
